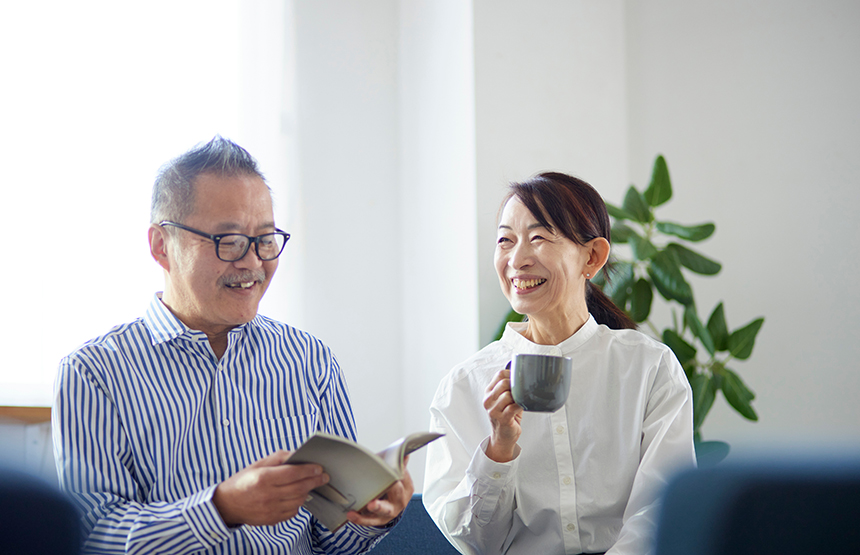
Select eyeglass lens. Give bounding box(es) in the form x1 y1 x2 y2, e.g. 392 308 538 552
218 233 286 261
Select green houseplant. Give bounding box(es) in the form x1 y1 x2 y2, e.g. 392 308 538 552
495 156 764 460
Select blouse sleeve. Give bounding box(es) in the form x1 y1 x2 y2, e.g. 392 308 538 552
423 373 522 555
607 350 696 555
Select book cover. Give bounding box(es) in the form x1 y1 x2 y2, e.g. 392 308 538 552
286 431 443 530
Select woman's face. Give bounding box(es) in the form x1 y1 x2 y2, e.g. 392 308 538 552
494 196 591 324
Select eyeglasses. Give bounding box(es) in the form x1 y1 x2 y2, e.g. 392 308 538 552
160 221 290 262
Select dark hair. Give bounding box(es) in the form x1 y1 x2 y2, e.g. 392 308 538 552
150 135 267 224
505 171 637 330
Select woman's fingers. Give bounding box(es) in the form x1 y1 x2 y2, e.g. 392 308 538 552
484 363 515 409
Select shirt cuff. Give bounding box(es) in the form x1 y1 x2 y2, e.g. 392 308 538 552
473 436 519 480
182 484 234 548
465 437 518 525
333 517 398 543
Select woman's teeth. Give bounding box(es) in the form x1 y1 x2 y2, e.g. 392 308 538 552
513 278 546 290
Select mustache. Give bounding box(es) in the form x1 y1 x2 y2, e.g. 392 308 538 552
218 271 267 287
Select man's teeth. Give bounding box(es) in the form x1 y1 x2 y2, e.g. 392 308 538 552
513 278 546 290
227 282 255 289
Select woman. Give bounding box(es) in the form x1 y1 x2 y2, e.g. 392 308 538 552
423 172 696 555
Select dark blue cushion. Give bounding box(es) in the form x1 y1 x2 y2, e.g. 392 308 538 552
654 456 860 555
370 494 460 554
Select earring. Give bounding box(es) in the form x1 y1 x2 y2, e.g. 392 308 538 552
585 273 591 278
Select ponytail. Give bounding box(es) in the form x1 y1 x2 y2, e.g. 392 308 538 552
586 282 637 330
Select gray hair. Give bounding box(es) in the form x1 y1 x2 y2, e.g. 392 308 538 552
150 136 267 224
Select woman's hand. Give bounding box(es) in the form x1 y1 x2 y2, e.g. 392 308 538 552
483 362 523 462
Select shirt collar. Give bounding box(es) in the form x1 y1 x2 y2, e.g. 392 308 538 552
143 293 250 346
500 314 599 357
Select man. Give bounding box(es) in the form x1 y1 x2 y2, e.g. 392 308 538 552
53 136 412 554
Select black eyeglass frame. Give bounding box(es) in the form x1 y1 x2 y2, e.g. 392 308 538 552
159 220 290 262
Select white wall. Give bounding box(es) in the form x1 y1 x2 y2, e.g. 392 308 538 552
290 0 483 490
625 0 860 452
473 0 629 345
398 0 480 455
399 0 479 438
291 0 404 449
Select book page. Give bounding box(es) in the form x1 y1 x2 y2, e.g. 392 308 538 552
377 432 444 473
287 434 399 529
285 431 443 529
288 434 400 507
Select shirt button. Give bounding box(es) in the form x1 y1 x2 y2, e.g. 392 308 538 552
563 476 572 486
567 523 576 532
556 425 565 434
222 419 230 427
492 472 502 479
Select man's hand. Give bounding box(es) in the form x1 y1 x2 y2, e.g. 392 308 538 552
213 450 329 527
483 362 523 463
345 464 415 527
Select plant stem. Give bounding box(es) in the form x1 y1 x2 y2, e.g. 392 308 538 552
643 319 661 338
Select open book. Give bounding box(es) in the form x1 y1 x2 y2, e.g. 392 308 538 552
286 431 443 530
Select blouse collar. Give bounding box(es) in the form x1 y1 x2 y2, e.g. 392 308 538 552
500 314 599 357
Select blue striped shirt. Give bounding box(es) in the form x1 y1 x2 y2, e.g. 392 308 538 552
53 294 386 555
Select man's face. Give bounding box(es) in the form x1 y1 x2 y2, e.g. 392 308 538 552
156 172 279 336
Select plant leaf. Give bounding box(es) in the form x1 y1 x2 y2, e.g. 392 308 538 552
695 440 731 467
644 154 672 207
708 360 725 389
667 243 722 275
706 303 729 352
612 285 631 310
662 329 697 367
690 372 716 432
631 235 658 260
720 367 758 421
622 186 653 224
602 261 634 307
655 221 716 242
648 250 693 305
606 202 637 222
493 308 526 342
610 222 638 244
685 305 715 356
630 278 653 322
728 318 765 360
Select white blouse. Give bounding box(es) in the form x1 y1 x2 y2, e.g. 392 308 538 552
424 316 696 555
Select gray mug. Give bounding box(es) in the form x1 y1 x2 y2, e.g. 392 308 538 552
510 354 572 412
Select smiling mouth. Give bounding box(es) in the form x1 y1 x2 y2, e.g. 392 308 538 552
225 281 257 290
513 278 546 290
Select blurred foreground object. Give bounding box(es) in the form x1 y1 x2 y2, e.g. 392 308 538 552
655 455 860 555
0 466 81 554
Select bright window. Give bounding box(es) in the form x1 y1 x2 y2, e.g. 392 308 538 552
0 0 289 405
